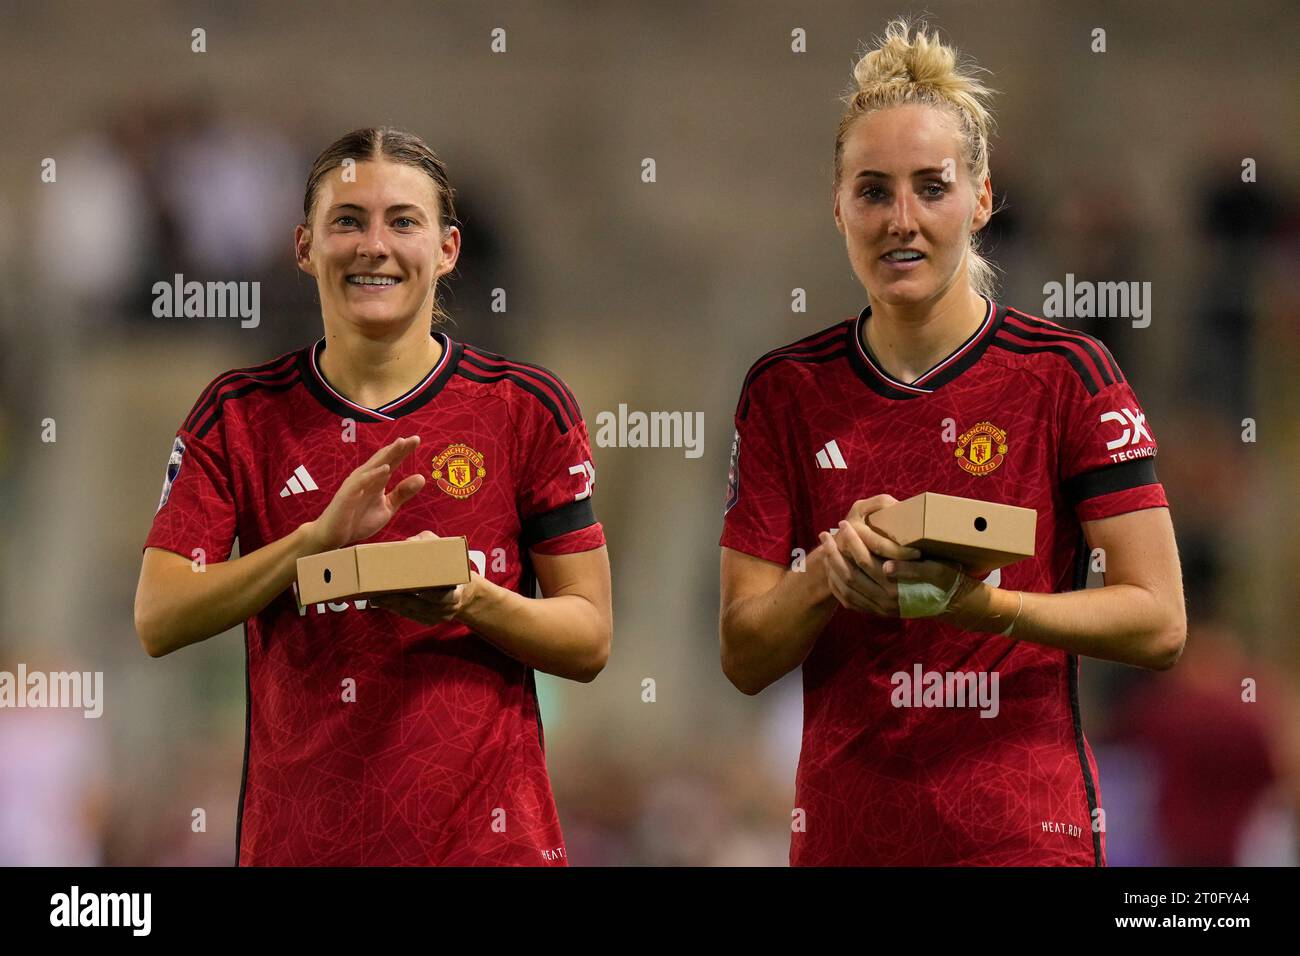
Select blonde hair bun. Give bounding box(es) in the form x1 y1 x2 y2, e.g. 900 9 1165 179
834 17 1001 298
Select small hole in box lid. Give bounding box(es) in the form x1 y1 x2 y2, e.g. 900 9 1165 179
324 569 332 583
974 517 987 532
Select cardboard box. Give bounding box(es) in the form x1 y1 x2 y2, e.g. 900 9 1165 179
867 493 1036 574
296 537 470 606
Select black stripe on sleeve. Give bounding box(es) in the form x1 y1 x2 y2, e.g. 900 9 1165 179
739 347 847 419
1005 310 1124 384
460 349 581 426
520 497 598 549
998 323 1118 390
740 324 847 396
990 337 1106 396
1062 456 1159 507
192 376 302 439
184 357 300 434
456 367 571 434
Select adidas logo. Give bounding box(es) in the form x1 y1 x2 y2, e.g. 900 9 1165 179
815 439 847 470
279 465 319 497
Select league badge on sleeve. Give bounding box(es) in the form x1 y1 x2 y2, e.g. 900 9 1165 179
724 429 741 514
156 435 186 514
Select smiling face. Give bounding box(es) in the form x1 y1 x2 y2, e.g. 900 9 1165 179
833 103 991 308
295 159 460 333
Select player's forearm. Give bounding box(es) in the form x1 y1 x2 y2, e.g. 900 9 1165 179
721 546 840 695
456 577 611 683
138 522 323 657
943 579 1185 670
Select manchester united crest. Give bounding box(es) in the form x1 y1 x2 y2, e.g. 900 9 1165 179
954 421 1008 476
431 443 486 499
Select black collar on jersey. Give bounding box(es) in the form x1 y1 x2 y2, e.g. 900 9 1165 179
299 331 464 422
847 294 1007 399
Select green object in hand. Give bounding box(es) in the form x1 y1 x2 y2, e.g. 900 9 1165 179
898 575 962 619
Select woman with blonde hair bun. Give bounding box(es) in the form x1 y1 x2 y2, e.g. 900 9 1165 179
720 18 1184 866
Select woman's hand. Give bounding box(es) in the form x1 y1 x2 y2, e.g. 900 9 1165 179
304 436 426 552
882 554 975 618
818 494 972 618
817 494 918 616
369 530 478 626
369 586 471 625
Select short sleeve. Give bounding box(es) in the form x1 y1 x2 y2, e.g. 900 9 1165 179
143 423 237 563
1059 369 1169 522
515 390 605 556
718 377 796 565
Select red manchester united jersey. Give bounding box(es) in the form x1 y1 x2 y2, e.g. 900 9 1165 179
720 295 1168 866
144 331 604 866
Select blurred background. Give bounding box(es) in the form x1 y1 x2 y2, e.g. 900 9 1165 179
1 0 1297 866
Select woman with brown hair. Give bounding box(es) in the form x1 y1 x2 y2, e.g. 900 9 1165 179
136 127 611 866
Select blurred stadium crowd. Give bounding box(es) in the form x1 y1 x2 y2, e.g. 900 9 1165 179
0 2 1297 865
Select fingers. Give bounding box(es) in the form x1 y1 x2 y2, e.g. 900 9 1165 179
344 449 422 504
414 586 458 600
819 531 894 615
352 440 426 503
846 494 899 522
883 557 918 577
370 586 460 624
834 522 909 594
366 462 392 488
820 534 873 605
343 460 392 497
824 560 888 616
363 435 422 470
386 474 427 512
843 495 920 561
372 593 435 624
318 444 426 550
856 518 922 562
